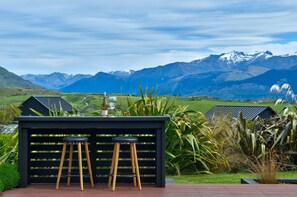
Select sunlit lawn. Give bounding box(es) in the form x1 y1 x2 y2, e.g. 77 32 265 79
0 87 289 115
170 171 297 184
175 99 287 114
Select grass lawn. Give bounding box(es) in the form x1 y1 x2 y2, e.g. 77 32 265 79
0 87 288 116
170 171 297 184
175 98 287 114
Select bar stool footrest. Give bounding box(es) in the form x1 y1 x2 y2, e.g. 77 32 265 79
61 172 92 178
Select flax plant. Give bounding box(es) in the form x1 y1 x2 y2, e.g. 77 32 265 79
235 112 266 157
124 85 175 116
30 101 78 116
166 106 223 175
0 105 20 164
121 86 224 175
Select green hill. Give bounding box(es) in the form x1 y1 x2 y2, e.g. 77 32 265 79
0 66 41 89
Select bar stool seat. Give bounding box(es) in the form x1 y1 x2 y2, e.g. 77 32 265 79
56 136 94 191
108 136 142 191
112 136 138 143
63 136 89 142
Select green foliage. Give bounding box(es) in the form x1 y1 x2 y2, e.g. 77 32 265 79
0 163 19 191
0 66 41 89
0 105 20 164
175 98 287 114
0 86 288 116
123 86 175 116
235 112 265 157
0 105 15 125
121 86 224 175
209 110 296 173
0 132 18 164
267 111 297 153
209 115 248 172
0 179 4 192
232 107 297 174
165 106 224 175
30 102 78 117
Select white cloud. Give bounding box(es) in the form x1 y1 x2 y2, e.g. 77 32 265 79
0 0 297 74
210 41 297 56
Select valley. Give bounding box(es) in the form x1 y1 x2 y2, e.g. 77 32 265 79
0 87 287 116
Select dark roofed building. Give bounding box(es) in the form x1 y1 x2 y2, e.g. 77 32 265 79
205 105 277 121
20 96 78 116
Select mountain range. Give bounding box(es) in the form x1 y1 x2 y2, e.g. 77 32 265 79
21 72 92 90
3 50 297 100
58 51 297 99
0 67 41 89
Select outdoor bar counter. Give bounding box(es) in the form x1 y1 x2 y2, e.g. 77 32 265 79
17 116 170 188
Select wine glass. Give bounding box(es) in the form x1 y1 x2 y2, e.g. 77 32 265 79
108 96 117 111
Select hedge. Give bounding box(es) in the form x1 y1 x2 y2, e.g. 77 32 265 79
0 163 19 192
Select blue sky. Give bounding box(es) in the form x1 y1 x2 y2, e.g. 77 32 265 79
1 0 297 75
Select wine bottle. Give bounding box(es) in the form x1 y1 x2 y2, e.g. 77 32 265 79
101 92 109 117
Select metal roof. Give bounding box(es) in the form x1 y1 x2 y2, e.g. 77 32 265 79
205 105 277 121
32 96 77 112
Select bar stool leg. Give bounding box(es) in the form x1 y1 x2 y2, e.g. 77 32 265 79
78 142 84 191
67 143 73 187
108 143 117 187
56 142 67 190
84 142 94 187
112 142 120 191
133 143 142 191
130 143 137 187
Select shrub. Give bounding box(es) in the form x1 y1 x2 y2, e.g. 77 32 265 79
0 105 20 125
0 105 20 164
0 163 19 191
209 115 248 172
235 112 266 158
0 180 4 192
249 149 279 184
0 131 18 164
120 86 224 175
122 86 175 116
166 106 224 175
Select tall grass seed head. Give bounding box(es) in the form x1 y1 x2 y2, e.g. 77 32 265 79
270 84 280 93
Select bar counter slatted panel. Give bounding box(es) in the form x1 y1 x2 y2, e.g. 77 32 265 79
29 129 156 184
18 116 168 187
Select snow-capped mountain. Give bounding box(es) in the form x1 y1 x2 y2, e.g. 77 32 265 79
219 51 273 64
21 50 297 100
109 70 135 78
21 72 92 90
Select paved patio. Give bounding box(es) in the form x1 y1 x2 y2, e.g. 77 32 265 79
2 183 297 197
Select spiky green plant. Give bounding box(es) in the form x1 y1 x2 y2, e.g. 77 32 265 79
234 109 295 171
120 86 224 175
123 86 175 116
30 101 77 116
165 105 224 175
235 112 266 158
0 105 19 125
0 105 20 164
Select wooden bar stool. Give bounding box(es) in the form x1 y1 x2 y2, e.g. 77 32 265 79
108 136 142 191
56 136 94 191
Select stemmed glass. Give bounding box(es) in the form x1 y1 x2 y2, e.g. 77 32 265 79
108 96 117 112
